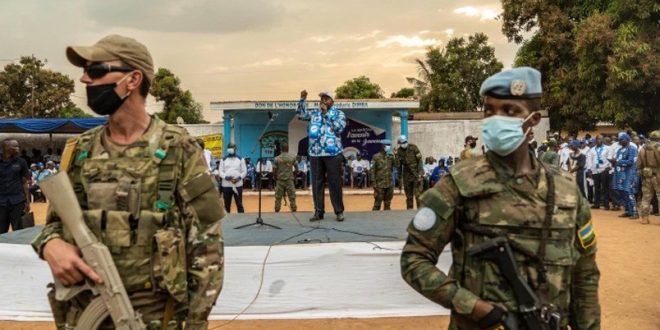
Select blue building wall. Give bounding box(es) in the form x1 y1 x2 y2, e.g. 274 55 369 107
227 109 402 161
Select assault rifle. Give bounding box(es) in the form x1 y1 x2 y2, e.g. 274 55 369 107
40 172 145 329
468 237 560 330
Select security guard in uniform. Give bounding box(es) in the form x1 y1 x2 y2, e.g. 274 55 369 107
638 130 660 225
395 135 424 209
273 144 297 213
31 35 224 329
371 139 395 211
400 67 600 329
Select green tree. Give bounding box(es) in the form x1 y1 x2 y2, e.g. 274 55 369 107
0 56 77 118
335 76 384 99
150 68 207 124
390 87 415 98
410 33 503 112
502 0 659 133
58 105 93 118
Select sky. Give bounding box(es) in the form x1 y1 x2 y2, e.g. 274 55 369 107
0 0 520 123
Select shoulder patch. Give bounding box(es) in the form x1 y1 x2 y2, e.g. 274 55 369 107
412 207 436 231
578 220 596 249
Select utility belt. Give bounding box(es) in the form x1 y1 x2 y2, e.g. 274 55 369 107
642 167 660 178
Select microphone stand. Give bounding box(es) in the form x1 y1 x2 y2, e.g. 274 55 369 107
235 111 282 230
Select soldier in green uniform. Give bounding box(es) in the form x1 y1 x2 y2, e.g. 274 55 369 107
31 35 225 329
395 135 424 209
371 139 395 211
273 144 297 213
539 138 560 166
637 130 660 225
400 67 600 329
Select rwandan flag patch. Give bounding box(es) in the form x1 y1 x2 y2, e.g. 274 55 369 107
578 220 596 248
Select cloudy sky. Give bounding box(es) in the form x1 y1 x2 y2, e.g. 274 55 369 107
0 0 519 122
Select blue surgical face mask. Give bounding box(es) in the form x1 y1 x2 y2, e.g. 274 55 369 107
227 148 235 155
384 146 391 153
481 114 534 156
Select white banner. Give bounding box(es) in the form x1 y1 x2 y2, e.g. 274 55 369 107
0 242 450 321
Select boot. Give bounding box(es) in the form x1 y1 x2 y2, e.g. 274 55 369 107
640 216 650 224
618 213 630 218
629 213 640 220
309 212 324 222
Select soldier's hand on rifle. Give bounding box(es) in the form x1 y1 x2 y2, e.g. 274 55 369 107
300 90 308 100
43 238 103 286
471 299 495 321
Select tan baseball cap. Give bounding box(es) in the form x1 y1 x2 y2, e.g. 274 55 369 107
66 34 154 84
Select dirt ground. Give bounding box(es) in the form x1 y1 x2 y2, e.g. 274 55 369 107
3 192 659 329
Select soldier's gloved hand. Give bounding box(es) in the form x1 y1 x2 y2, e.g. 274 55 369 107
477 304 517 330
43 238 103 286
224 176 232 181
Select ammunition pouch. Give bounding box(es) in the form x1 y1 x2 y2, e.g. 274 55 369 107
152 227 188 303
642 167 653 178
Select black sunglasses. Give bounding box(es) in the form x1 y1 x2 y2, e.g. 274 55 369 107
84 63 134 79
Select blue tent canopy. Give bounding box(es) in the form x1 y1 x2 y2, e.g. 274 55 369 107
0 117 107 134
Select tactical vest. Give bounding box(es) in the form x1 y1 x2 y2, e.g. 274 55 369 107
640 142 660 177
449 157 581 327
62 120 189 302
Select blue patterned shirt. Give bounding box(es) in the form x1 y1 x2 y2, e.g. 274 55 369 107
296 99 346 157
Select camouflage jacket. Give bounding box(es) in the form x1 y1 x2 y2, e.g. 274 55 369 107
274 152 297 181
401 151 600 329
31 116 224 328
540 150 560 167
396 144 423 181
371 151 395 188
637 141 660 171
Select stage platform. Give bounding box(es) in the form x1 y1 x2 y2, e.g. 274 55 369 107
0 210 416 246
0 210 452 321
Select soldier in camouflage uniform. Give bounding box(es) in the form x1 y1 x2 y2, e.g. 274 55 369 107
31 35 224 329
401 67 600 329
395 135 424 209
371 139 395 211
637 130 660 225
539 139 560 166
273 144 297 212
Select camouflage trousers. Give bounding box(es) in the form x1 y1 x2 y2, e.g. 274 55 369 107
372 186 394 210
402 177 422 209
274 179 297 212
640 175 660 222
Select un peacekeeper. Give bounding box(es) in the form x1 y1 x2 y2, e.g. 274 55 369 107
637 130 660 225
273 144 297 212
400 67 600 329
371 139 395 211
31 35 225 329
395 135 424 209
539 138 560 166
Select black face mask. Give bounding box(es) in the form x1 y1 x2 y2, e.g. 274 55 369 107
469 142 477 148
86 81 129 116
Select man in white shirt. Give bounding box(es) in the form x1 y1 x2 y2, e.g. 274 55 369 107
217 142 247 213
605 136 622 211
559 140 572 171
350 154 370 188
199 139 214 172
256 157 274 190
587 136 611 209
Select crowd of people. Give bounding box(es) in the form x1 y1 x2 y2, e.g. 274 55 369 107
536 131 660 222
